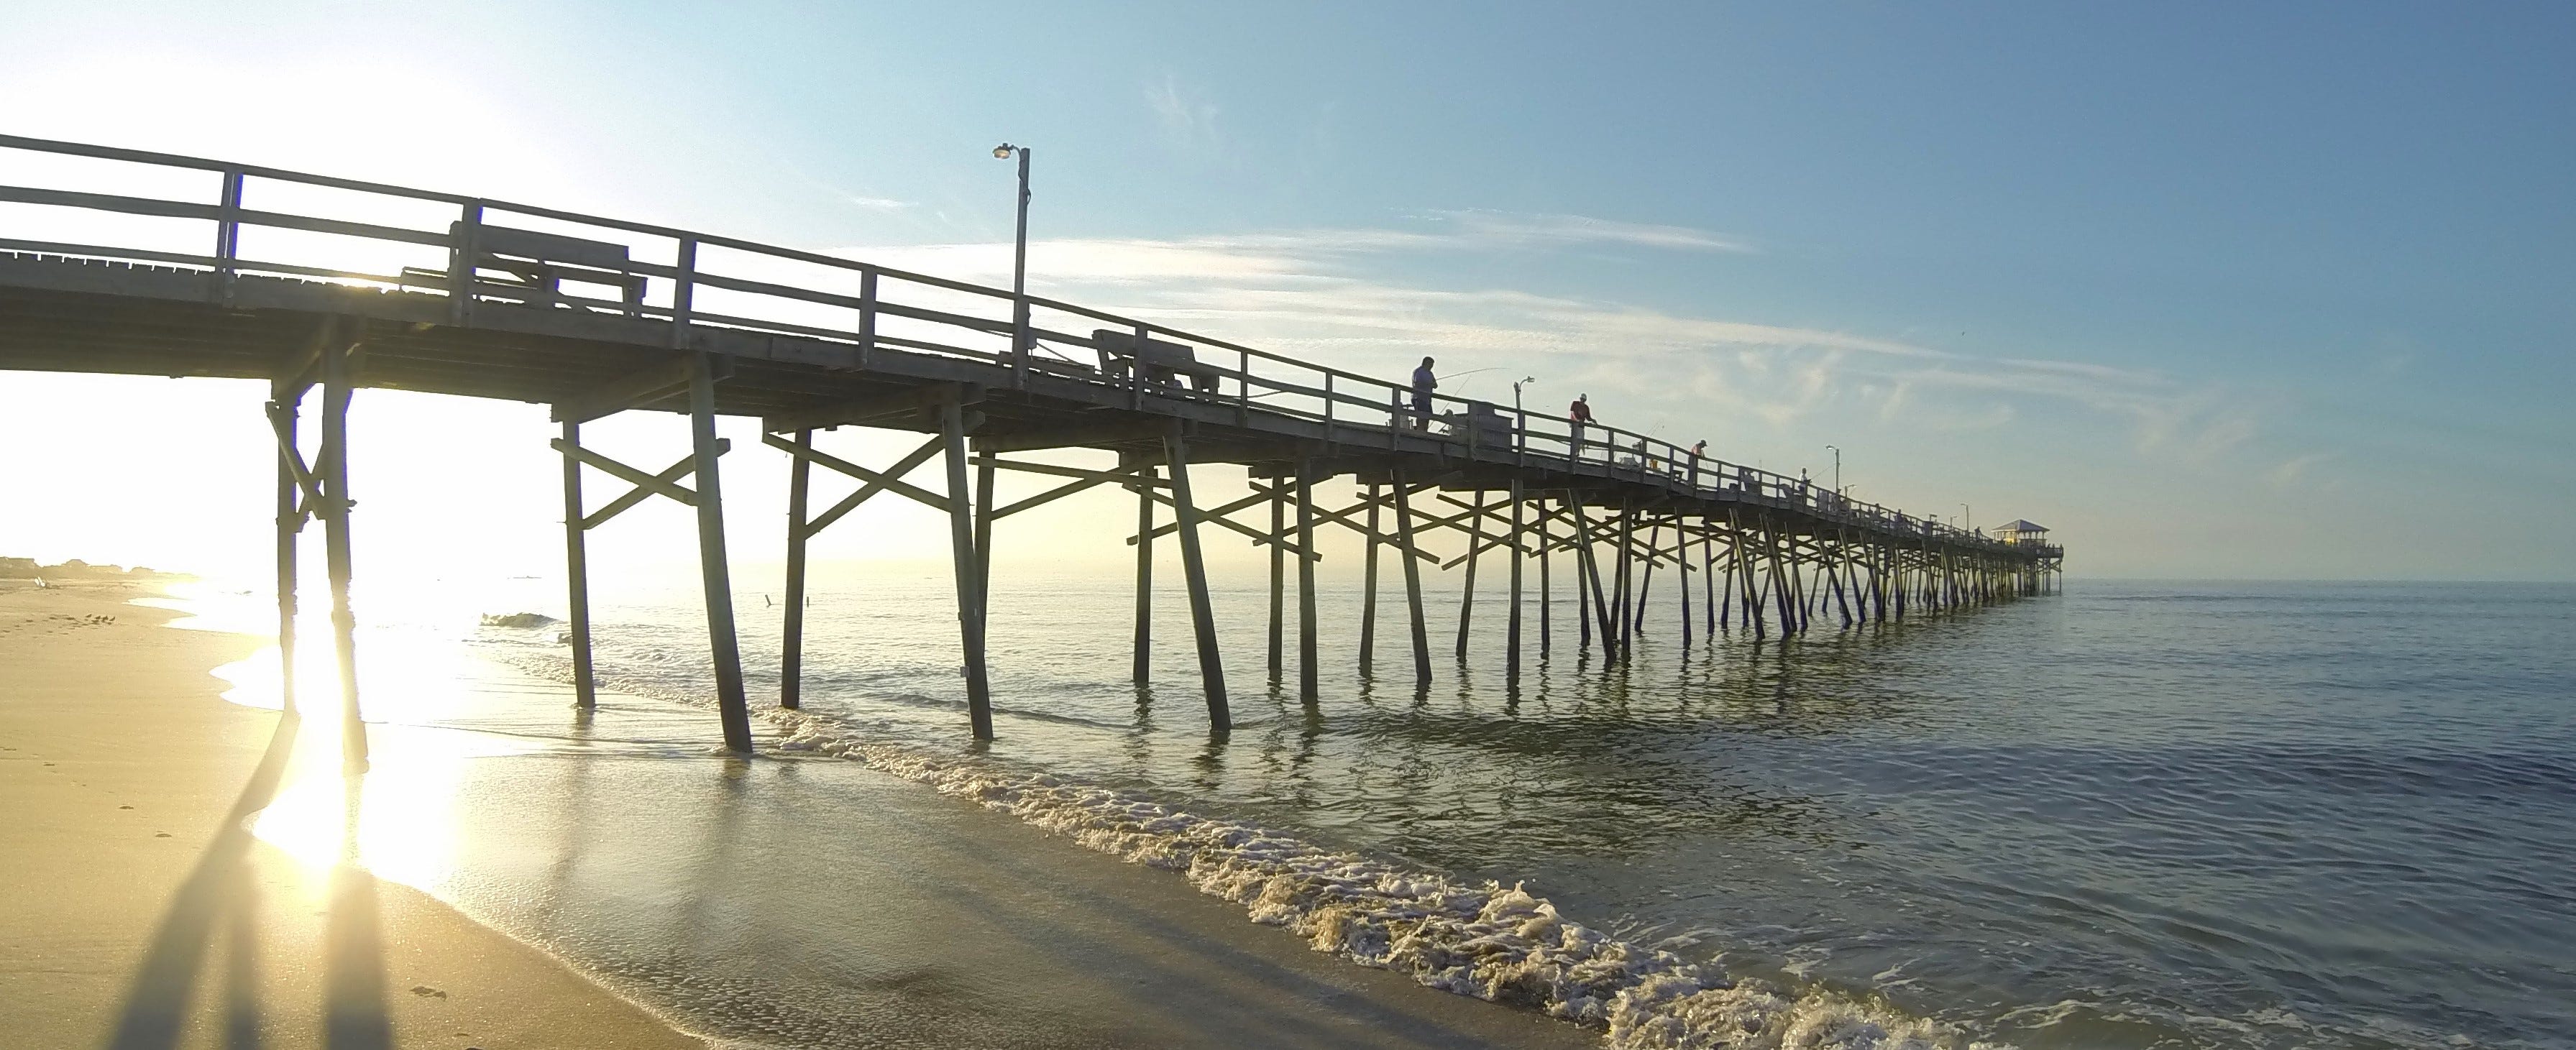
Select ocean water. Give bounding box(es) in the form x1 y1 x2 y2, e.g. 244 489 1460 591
185 574 2576 1048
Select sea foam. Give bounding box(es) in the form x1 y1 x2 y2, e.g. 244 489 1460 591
502 651 1996 1050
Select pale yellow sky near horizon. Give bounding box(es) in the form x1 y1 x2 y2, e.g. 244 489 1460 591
0 33 2546 586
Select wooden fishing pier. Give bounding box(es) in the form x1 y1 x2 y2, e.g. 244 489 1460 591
0 134 2064 758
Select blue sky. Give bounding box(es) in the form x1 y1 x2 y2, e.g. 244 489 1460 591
3 2 2570 579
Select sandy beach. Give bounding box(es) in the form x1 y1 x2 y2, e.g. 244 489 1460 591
0 580 707 1049
2 579 1602 1049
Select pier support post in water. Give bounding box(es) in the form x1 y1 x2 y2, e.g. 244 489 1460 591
1358 482 1381 673
689 351 755 753
1634 518 1660 637
1575 504 1590 651
554 364 743 731
1457 489 1485 662
1731 509 1761 638
1268 482 1285 680
561 420 598 709
1701 515 1718 639
1677 515 1694 648
1569 492 1616 656
265 378 306 718
1537 494 1552 660
779 428 812 709
976 442 996 622
1506 480 1525 680
1296 457 1319 702
1163 427 1229 732
1392 467 1432 687
1607 502 1628 658
1129 451 1154 684
938 390 994 740
316 328 367 770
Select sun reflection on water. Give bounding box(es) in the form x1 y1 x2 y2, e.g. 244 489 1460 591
159 578 555 899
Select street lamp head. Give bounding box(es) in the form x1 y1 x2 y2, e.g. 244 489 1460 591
993 143 1017 160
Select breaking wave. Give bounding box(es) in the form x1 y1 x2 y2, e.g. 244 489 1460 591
493 650 2001 1050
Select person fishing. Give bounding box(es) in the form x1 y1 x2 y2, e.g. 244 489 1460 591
1568 393 1594 459
1411 356 1437 430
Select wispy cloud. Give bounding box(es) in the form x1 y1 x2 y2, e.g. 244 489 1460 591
843 195 917 211
1421 209 1754 253
1147 74 1224 155
845 214 2270 466
2268 451 2337 487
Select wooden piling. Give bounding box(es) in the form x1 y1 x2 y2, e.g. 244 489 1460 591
1613 500 1635 660
318 334 366 770
1701 515 1718 637
976 443 996 627
1163 429 1230 731
268 383 301 717
1537 495 1552 659
1575 510 1592 651
1730 510 1765 639
1296 457 1319 702
1634 518 1660 635
562 420 598 709
1568 494 1617 654
1677 515 1694 648
692 351 756 752
1359 482 1380 673
1268 483 1285 679
1131 452 1154 684
1505 481 1525 679
779 428 811 708
1391 469 1431 686
1456 489 1485 662
1638 517 1659 640
1716 520 1734 631
1769 522 1800 635
939 394 993 740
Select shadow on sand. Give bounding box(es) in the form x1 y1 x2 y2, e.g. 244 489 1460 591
104 711 393 1049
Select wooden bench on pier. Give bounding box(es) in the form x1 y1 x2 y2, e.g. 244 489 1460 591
1093 328 1222 392
401 224 648 313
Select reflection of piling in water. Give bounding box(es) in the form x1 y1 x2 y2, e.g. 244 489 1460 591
0 132 2065 757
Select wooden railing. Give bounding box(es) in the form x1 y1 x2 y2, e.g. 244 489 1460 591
0 132 2025 556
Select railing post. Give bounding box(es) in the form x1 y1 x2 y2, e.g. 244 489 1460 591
1012 293 1030 390
1129 323 1148 410
214 169 243 307
670 238 697 351
449 202 482 326
858 268 877 369
1324 373 1336 444
1237 349 1250 426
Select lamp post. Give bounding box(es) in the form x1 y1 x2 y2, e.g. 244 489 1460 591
992 142 1032 377
1825 444 1841 494
1504 378 1525 455
1962 504 1972 533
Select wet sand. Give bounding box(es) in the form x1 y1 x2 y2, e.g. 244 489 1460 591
2 579 1601 1049
0 581 705 1049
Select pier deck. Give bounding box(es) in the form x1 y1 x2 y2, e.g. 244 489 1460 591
0 133 2063 754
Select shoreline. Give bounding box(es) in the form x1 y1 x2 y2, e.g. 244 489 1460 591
8 576 1615 1049
0 579 707 1049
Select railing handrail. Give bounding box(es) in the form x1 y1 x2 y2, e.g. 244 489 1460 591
0 132 2039 556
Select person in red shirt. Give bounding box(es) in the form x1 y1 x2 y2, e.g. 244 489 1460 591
1568 394 1594 461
